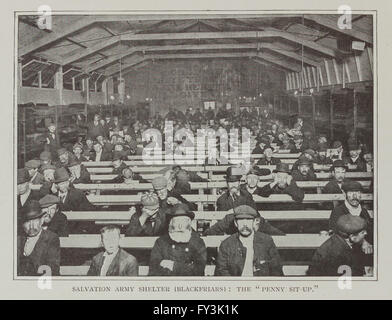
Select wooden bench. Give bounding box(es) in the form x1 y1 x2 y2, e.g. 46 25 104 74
59 264 309 276
127 153 301 161
59 234 330 249
85 193 373 207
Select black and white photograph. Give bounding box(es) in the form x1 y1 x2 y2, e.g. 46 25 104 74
14 8 377 287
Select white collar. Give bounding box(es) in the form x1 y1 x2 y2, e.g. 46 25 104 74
239 233 254 246
344 199 362 216
104 248 119 258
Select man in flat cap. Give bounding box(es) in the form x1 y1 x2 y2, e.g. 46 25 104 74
149 203 207 276
67 157 91 184
25 159 44 185
343 143 366 172
329 180 373 254
152 176 196 211
111 151 127 175
17 200 60 276
17 168 40 211
87 225 138 276
72 143 88 162
125 192 168 236
50 167 94 211
216 166 256 211
256 146 281 166
39 151 53 169
291 158 317 182
308 215 372 276
215 205 282 276
39 194 69 237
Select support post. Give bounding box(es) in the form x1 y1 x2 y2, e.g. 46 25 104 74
329 91 334 140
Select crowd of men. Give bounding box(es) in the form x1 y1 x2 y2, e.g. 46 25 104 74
17 106 374 277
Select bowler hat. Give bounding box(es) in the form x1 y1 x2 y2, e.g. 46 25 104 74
54 167 70 183
141 192 159 210
273 163 291 174
21 200 44 221
225 166 242 182
17 168 30 185
348 143 360 151
167 203 195 220
342 181 363 193
332 160 347 171
336 215 367 236
25 159 41 170
152 176 168 190
297 158 312 167
39 194 60 208
233 205 259 219
247 166 271 177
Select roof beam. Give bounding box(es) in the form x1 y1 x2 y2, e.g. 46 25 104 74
305 14 373 44
251 58 287 73
87 42 321 73
255 52 301 72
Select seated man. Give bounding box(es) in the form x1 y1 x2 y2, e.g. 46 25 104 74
72 143 88 162
38 164 57 198
329 181 373 252
256 163 304 203
217 166 256 211
125 192 168 236
87 225 138 276
39 194 69 237
291 134 305 153
257 146 281 166
17 169 40 210
56 148 72 167
17 200 60 276
149 204 207 276
83 137 95 160
39 151 52 169
252 135 270 155
93 141 112 162
322 160 349 209
291 158 317 182
110 166 148 184
152 176 196 211
240 166 271 196
25 159 44 185
291 149 316 172
343 143 366 172
67 157 91 184
315 146 333 166
204 204 285 236
51 167 94 211
111 151 128 175
363 152 374 173
308 215 372 276
215 205 282 276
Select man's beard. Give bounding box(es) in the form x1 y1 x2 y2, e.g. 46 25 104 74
169 230 192 243
349 198 360 207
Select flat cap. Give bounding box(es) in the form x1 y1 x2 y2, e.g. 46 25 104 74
25 159 41 169
342 180 363 193
168 203 194 220
17 168 30 184
273 163 291 174
40 151 52 161
233 205 259 219
247 166 271 177
297 157 312 166
337 215 367 236
152 176 167 190
141 192 159 209
39 194 60 208
57 148 68 156
348 143 360 151
41 164 56 172
332 141 342 149
332 160 347 170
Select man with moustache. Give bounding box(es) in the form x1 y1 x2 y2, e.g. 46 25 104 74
343 143 366 172
67 157 91 184
216 166 256 211
240 166 272 196
17 200 60 276
39 194 69 237
215 205 283 276
291 158 317 182
329 181 373 255
322 160 350 209
149 204 207 276
256 146 281 166
25 160 44 185
17 169 40 211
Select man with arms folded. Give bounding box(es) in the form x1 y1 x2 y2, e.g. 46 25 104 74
215 205 282 276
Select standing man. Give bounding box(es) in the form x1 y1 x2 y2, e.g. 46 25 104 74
215 205 282 276
44 122 60 159
149 204 207 276
87 225 138 276
17 200 60 276
87 114 105 139
308 215 372 276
